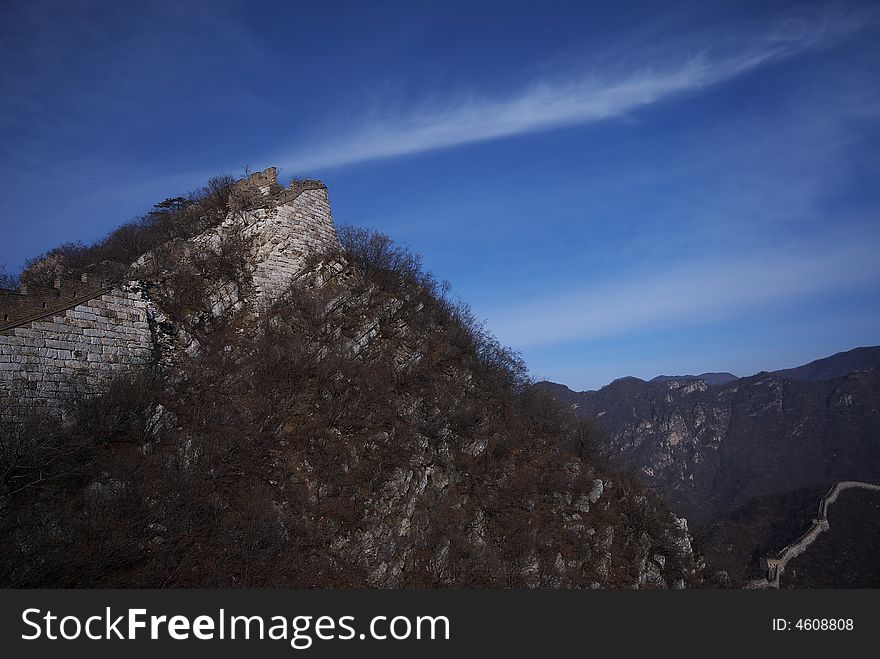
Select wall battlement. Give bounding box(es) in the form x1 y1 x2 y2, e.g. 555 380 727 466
0 273 113 331
1 167 340 419
233 166 281 196
229 166 326 210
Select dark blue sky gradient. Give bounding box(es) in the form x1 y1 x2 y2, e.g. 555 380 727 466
1 0 878 388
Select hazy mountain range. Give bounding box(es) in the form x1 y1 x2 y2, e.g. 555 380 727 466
541 346 880 585
645 346 880 387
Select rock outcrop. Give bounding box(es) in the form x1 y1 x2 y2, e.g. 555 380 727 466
543 368 880 526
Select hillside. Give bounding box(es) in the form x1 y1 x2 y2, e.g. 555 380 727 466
0 170 702 588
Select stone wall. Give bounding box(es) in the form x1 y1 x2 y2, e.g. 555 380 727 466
0 274 112 329
212 183 337 305
0 284 156 418
1 168 340 418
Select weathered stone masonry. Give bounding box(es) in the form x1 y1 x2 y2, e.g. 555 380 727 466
217 184 338 304
0 285 155 415
0 167 340 418
0 274 112 328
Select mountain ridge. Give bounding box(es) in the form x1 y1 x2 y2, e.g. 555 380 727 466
558 346 880 395
771 346 880 382
650 372 739 386
541 346 880 586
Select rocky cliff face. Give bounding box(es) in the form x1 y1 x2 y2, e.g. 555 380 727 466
545 367 880 524
0 171 701 588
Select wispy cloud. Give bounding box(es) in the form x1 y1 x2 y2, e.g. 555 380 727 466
485 234 880 349
280 11 866 172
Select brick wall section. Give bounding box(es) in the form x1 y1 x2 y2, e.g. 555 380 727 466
0 275 111 329
215 184 338 305
0 284 155 416
232 166 279 196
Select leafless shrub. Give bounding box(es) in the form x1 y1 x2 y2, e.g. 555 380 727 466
0 403 59 497
145 231 253 336
338 226 423 282
62 372 164 446
19 174 239 287
0 264 19 290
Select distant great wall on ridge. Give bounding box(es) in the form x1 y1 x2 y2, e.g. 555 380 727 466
749 480 880 588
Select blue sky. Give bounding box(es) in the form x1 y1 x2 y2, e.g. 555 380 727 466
1 0 879 389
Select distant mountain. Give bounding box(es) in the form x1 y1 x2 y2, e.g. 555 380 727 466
641 346 880 388
771 346 880 382
650 372 739 386
540 346 880 586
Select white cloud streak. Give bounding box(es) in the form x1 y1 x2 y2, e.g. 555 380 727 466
485 237 880 348
280 12 865 172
